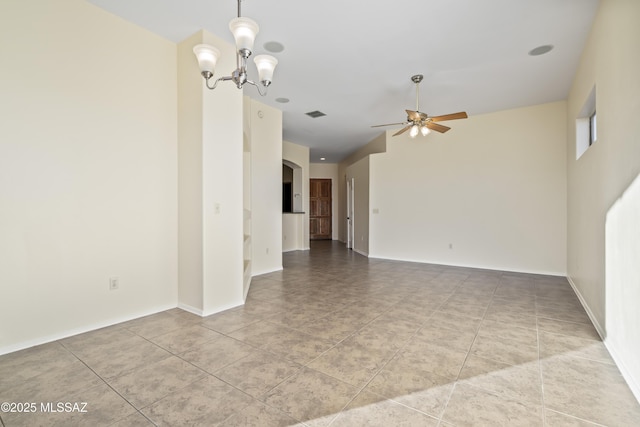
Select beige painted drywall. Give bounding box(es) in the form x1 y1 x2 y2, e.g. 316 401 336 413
177 29 245 316
338 133 387 242
283 214 305 252
346 157 371 256
200 33 245 315
310 163 340 240
177 32 205 313
248 99 283 275
567 0 640 399
369 101 567 275
0 0 178 353
283 141 310 250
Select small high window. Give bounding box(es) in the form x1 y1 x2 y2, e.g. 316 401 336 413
576 85 596 159
589 110 597 146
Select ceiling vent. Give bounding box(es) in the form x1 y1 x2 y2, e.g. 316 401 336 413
305 110 326 118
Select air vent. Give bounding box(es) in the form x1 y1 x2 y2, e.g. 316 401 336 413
305 110 326 118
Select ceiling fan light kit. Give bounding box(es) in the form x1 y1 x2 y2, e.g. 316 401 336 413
193 0 278 95
372 74 468 138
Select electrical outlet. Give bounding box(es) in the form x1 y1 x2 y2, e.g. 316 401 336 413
109 277 119 290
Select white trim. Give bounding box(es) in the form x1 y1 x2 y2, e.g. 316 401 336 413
367 254 566 277
201 300 244 318
0 303 176 356
567 276 640 403
566 276 606 338
251 266 284 276
243 281 251 300
354 248 369 257
605 336 640 404
177 302 204 317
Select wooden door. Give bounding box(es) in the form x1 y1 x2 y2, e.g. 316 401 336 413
309 179 332 240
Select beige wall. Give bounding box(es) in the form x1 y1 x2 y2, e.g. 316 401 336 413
248 99 283 275
0 0 178 353
200 31 245 315
177 29 245 317
310 163 340 240
369 102 567 275
346 157 371 256
338 133 387 242
177 31 205 313
567 0 640 399
283 141 310 250
282 214 305 252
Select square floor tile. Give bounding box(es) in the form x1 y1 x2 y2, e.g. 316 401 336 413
261 368 359 426
442 383 543 426
149 324 223 354
179 335 254 374
364 355 454 418
142 376 254 425
307 339 396 387
458 354 542 405
214 350 302 397
108 356 207 408
541 354 640 426
331 390 439 427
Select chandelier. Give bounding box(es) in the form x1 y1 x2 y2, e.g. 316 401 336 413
192 0 278 96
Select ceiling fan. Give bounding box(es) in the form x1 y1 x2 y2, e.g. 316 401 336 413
372 74 468 137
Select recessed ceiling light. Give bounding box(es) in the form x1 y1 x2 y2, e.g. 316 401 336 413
320 157 326 161
306 110 326 118
275 97 290 103
528 45 554 56
264 41 285 53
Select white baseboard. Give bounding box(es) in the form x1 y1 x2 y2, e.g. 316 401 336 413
178 299 245 318
251 266 284 277
177 302 204 317
566 276 606 338
605 336 640 404
201 300 244 317
353 248 369 257
567 276 640 403
243 281 251 301
0 303 176 356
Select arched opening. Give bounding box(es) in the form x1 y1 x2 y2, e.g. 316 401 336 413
282 159 305 252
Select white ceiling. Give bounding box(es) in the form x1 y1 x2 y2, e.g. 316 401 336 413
88 0 599 163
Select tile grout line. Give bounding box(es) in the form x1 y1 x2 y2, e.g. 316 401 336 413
536 294 549 426
58 340 155 426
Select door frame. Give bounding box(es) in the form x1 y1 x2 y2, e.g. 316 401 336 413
346 177 354 249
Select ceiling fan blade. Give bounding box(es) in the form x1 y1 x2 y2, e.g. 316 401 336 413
392 125 412 136
405 110 421 121
371 122 407 128
426 122 451 133
429 112 468 122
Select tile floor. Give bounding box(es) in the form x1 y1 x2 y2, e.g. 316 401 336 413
1 241 639 426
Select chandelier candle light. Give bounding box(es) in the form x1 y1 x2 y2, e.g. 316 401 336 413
193 0 278 96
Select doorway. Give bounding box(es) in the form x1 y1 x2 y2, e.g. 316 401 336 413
310 179 332 240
